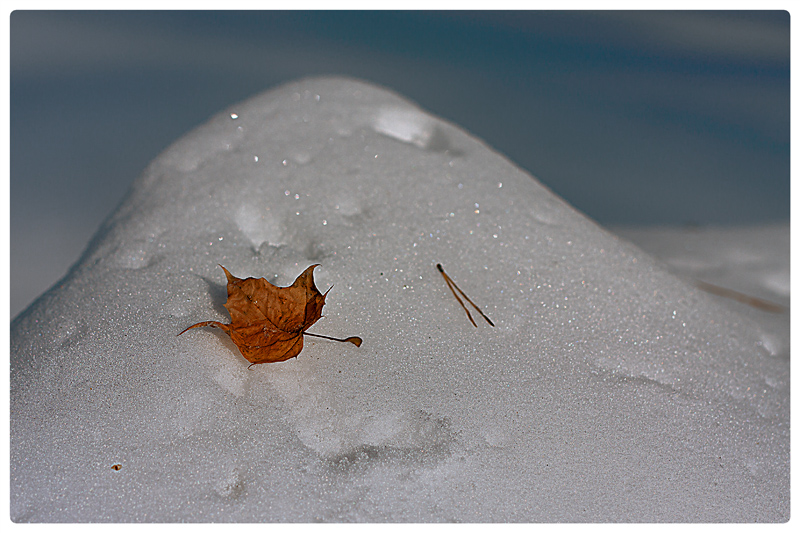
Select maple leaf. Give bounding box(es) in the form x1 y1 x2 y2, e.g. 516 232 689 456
179 265 361 365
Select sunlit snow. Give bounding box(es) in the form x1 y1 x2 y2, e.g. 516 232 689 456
10 78 789 522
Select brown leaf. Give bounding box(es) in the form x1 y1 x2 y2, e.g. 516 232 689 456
179 265 361 365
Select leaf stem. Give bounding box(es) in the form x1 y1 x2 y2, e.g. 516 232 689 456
304 332 363 347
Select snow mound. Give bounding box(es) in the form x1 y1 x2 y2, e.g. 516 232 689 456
10 77 788 522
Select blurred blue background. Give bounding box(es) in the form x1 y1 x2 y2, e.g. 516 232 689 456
10 11 790 318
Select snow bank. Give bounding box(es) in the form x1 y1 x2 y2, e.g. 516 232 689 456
10 77 789 522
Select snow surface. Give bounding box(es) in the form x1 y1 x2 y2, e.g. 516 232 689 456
10 77 789 522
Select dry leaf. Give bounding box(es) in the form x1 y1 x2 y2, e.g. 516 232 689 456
179 265 361 365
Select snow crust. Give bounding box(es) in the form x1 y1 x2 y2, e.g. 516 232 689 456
10 78 789 522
